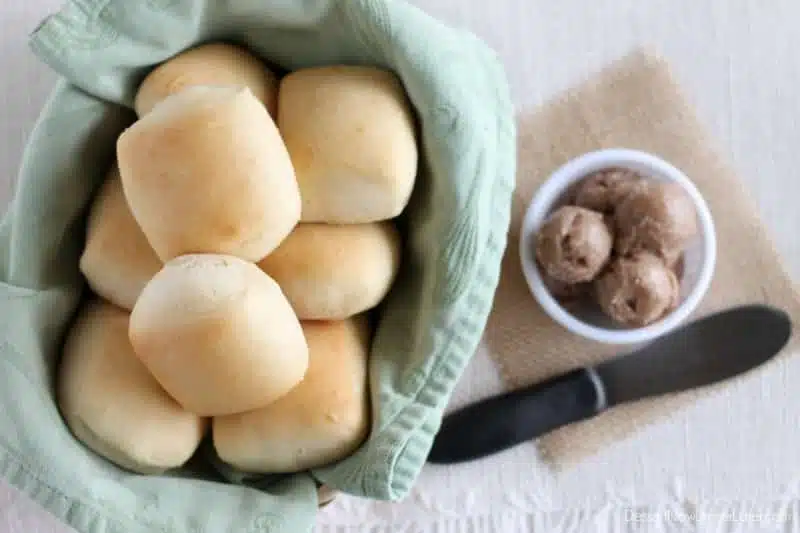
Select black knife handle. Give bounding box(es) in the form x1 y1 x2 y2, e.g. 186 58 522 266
427 368 605 464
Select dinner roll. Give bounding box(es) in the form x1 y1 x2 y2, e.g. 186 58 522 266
213 317 371 473
79 165 162 310
129 254 309 416
258 222 401 320
134 42 279 117
117 85 300 262
57 300 206 474
278 65 418 223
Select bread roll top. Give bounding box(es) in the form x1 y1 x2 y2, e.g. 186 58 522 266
212 316 372 473
129 254 309 417
278 65 418 223
258 221 401 320
134 42 279 117
117 85 300 262
79 165 162 311
133 254 251 323
57 300 206 474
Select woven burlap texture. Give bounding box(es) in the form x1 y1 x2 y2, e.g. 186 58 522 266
483 50 800 467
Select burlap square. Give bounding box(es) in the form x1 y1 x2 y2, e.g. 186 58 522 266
483 50 800 467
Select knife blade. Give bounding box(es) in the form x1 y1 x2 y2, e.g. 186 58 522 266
427 304 792 465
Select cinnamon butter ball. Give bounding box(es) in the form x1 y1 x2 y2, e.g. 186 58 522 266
535 206 613 284
537 263 590 302
595 252 680 327
572 168 645 215
614 181 698 266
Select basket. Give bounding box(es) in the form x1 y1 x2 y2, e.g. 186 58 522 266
0 0 516 531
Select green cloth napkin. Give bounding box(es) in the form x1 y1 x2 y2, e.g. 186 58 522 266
0 0 516 531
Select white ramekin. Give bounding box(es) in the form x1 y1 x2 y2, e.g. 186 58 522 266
519 148 717 345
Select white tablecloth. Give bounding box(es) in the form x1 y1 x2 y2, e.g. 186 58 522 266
2 1 800 532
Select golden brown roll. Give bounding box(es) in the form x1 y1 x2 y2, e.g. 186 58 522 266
57 300 206 474
278 65 418 223
212 317 371 473
129 254 309 417
134 42 279 117
79 165 162 311
117 85 300 262
258 222 401 320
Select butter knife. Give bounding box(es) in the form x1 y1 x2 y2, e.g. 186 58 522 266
427 304 792 464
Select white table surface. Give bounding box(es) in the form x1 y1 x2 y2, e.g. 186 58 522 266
3 1 800 532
